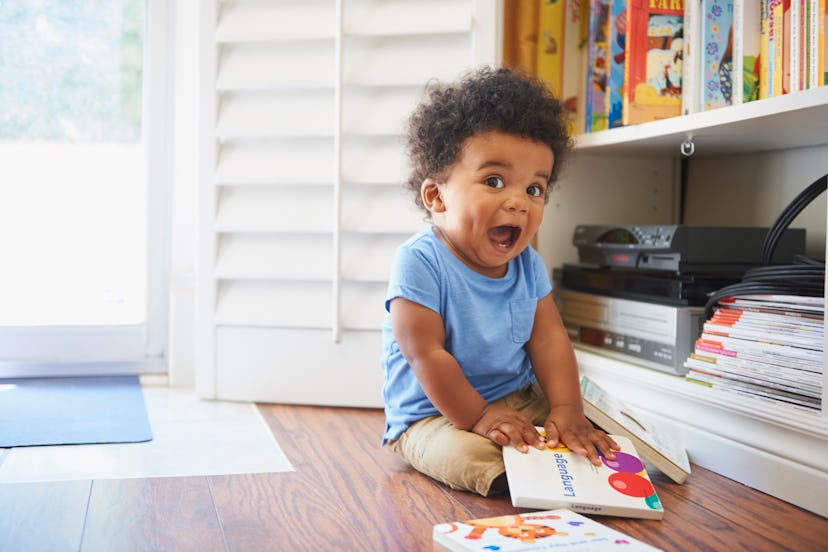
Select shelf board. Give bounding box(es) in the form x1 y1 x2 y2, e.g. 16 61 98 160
573 86 828 157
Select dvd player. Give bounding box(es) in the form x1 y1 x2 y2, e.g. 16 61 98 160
573 225 806 272
554 288 704 375
553 264 742 306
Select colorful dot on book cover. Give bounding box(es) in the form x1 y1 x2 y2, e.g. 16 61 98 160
645 493 662 510
601 450 645 474
608 471 656 498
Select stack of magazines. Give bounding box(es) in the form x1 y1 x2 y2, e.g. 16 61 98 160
684 294 823 412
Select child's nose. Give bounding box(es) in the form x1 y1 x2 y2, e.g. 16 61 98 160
504 189 529 212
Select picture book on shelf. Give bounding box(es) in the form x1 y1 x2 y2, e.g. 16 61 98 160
542 0 589 135
788 0 800 92
807 0 827 88
536 0 566 98
503 432 665 520
433 508 663 551
702 0 736 109
587 0 612 131
682 0 702 114
608 0 628 127
580 376 692 484
738 0 761 102
760 0 785 97
623 0 685 124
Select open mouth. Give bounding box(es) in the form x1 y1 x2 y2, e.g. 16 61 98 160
489 225 521 249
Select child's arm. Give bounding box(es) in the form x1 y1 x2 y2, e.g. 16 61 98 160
527 294 619 465
390 297 544 452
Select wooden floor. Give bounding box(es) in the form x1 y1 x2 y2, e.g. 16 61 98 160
2 404 827 551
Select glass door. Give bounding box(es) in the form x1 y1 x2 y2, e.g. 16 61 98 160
0 0 168 376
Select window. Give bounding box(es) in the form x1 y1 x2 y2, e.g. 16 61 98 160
0 0 169 375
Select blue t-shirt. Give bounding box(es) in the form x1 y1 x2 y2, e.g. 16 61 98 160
381 227 553 443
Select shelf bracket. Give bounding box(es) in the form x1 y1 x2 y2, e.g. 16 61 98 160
680 135 695 157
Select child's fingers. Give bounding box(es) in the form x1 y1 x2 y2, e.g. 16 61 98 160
486 428 510 447
520 425 546 450
593 432 619 460
543 422 561 447
566 430 619 466
489 422 539 453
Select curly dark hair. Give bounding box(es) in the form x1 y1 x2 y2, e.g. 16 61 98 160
405 66 572 213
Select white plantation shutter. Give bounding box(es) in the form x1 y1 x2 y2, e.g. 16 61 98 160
197 0 500 405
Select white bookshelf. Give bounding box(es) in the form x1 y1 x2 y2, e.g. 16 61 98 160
540 90 828 517
574 86 828 156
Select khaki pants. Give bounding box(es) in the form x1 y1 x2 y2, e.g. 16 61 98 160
388 381 550 496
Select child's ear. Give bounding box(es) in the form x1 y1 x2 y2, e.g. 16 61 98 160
421 178 445 213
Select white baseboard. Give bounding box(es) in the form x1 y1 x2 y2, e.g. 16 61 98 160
679 424 828 517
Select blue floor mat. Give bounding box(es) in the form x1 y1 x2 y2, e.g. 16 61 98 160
0 375 153 447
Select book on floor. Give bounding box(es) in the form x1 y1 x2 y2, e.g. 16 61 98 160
433 508 663 551
580 375 692 484
503 432 664 520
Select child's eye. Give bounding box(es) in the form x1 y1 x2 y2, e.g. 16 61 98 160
484 176 505 189
527 184 545 197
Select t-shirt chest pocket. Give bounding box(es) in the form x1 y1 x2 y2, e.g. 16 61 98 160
509 299 537 343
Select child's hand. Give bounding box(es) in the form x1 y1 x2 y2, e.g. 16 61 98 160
543 406 619 466
471 403 546 453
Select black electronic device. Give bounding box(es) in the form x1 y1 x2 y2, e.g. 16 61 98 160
573 225 806 273
553 264 742 306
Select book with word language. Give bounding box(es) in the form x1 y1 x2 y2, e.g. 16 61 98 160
503 432 664 520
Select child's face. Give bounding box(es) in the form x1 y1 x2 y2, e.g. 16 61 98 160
423 130 553 278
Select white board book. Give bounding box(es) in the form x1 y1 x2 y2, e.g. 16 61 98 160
433 508 663 551
503 432 664 520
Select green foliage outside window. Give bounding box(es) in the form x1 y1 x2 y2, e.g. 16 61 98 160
0 0 143 142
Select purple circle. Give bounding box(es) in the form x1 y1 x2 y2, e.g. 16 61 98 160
602 451 645 473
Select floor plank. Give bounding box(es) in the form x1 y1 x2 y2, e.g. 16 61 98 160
81 477 226 552
256 404 474 551
210 471 369 551
0 480 90 551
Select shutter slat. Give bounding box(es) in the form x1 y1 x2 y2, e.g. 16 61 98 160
342 87 420 136
216 1 335 43
216 187 334 233
216 234 333 281
344 0 472 36
218 42 335 91
342 187 426 234
341 138 406 184
216 139 333 185
340 233 400 282
344 35 471 86
218 90 334 139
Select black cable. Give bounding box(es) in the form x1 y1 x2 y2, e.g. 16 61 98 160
704 174 827 319
762 174 827 264
679 156 689 225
